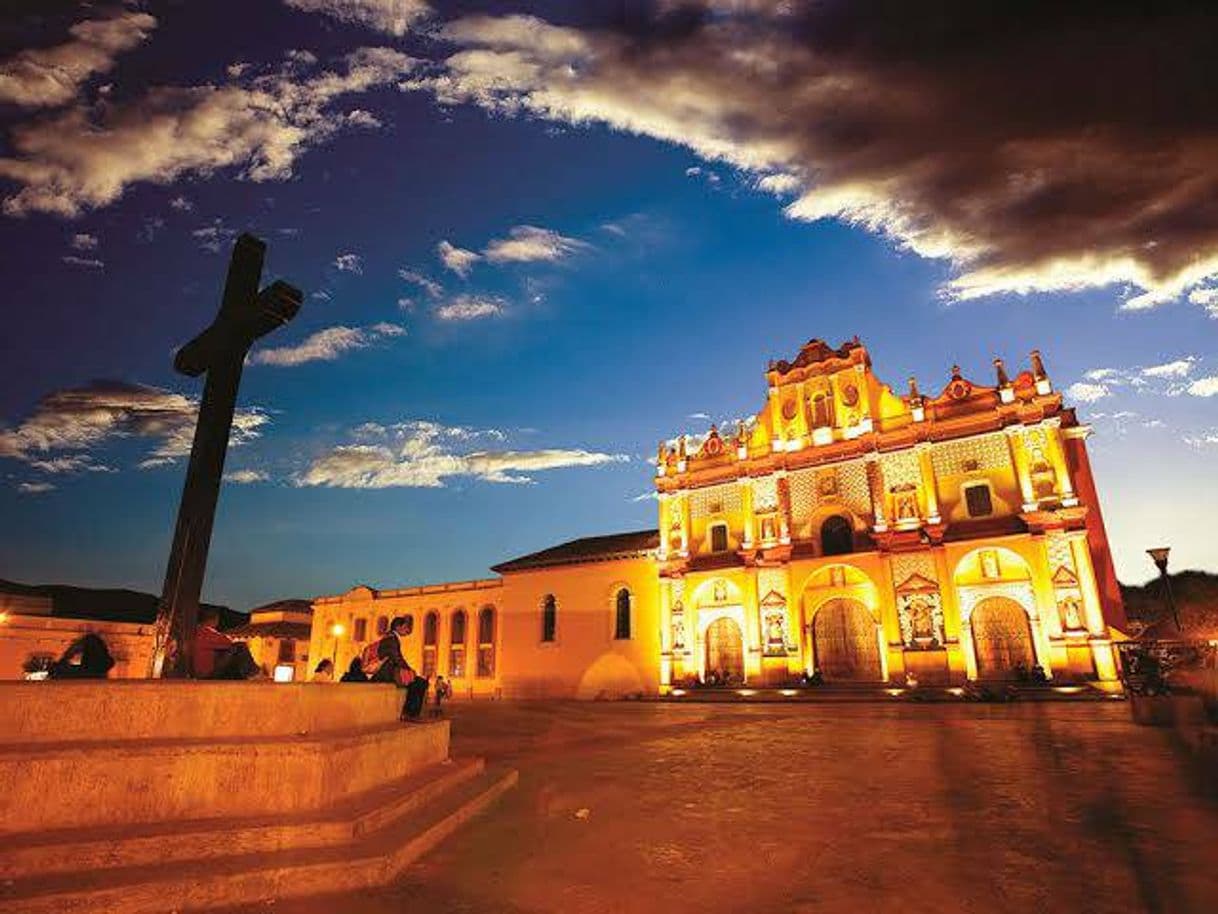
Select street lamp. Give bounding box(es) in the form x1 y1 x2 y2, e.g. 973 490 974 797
1146 546 1181 633
330 622 345 668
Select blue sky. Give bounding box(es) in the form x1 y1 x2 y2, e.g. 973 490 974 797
1 1 1216 610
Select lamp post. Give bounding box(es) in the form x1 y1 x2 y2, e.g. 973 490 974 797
330 622 345 669
1146 546 1181 633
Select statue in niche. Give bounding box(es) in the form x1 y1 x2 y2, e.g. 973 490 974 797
672 617 686 651
891 484 919 521
1029 446 1057 498
1059 597 1083 631
907 596 937 645
760 516 776 542
712 580 727 604
765 612 786 652
817 471 838 497
980 549 1001 580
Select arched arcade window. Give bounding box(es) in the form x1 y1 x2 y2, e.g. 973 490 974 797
422 611 439 677
541 594 557 642
477 607 496 678
449 610 467 678
820 515 854 556
614 588 632 640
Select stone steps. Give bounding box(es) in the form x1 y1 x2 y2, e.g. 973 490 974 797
0 756 485 880
659 683 1117 702
0 762 518 914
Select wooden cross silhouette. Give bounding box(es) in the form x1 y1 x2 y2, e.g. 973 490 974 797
149 234 302 677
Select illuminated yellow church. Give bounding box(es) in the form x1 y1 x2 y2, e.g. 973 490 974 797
310 338 1126 697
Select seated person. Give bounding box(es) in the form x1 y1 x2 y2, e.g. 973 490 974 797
193 608 234 678
50 633 115 679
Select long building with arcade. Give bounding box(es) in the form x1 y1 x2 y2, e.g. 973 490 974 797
310 337 1126 698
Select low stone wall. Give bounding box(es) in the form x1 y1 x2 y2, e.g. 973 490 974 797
1 680 404 744
0 682 447 835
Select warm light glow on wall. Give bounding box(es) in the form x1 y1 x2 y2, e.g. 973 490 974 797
273 664 295 683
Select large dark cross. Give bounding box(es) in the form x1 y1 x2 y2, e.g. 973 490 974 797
149 234 302 677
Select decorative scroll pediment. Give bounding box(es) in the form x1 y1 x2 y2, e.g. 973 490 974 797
759 589 787 608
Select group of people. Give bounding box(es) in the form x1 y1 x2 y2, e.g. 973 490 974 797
41 612 452 722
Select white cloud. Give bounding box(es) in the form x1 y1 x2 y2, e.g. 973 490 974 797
70 232 97 250
249 322 404 367
397 267 443 298
0 380 268 470
283 0 431 36
192 219 237 253
299 419 626 488
631 490 659 502
27 455 113 474
434 294 504 321
437 240 480 277
334 252 363 273
0 10 157 109
1066 382 1110 404
1142 357 1196 379
16 481 56 494
224 469 268 484
1187 376 1218 398
483 224 588 264
169 195 194 212
61 254 103 269
0 46 416 217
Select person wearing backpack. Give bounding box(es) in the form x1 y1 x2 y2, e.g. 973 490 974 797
371 617 429 720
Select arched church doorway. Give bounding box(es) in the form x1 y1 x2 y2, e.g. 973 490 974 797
971 597 1035 679
704 617 744 682
812 598 882 680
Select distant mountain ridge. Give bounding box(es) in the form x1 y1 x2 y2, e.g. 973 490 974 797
0 578 241 628
1120 570 1218 639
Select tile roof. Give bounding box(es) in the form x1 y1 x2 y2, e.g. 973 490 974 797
492 529 659 574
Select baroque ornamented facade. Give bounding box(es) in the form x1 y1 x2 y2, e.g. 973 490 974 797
310 338 1126 697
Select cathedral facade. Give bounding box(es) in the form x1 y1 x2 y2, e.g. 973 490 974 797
310 338 1126 697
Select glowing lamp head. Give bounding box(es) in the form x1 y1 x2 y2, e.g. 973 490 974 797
0 611 10 624
1146 547 1171 572
330 622 345 638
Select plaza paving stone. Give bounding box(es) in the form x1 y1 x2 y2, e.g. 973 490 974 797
229 701 1218 914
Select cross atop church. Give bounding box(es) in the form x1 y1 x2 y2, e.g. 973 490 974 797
149 234 302 677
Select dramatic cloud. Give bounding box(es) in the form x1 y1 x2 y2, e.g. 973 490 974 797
0 10 157 108
0 46 415 217
410 3 1218 309
436 240 480 277
1069 355 1210 405
249 322 404 367
299 419 626 488
0 380 268 471
284 0 431 37
483 224 588 264
434 294 504 321
334 252 363 273
397 267 443 298
224 468 269 484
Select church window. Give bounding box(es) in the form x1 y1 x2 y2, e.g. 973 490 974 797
812 394 832 428
820 515 853 556
352 618 367 642
614 588 632 640
376 616 389 636
477 607 496 677
964 483 994 518
541 595 557 642
450 610 467 678
710 523 729 552
277 639 296 664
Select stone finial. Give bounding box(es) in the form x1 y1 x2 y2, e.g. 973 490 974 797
677 435 687 459
908 375 921 401
1030 349 1047 380
993 357 1010 387
951 364 962 379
